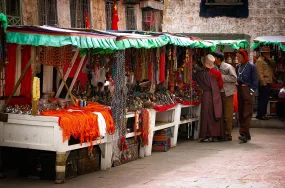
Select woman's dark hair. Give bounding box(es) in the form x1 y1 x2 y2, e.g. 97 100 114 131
212 52 224 62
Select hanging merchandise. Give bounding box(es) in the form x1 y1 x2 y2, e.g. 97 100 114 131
155 48 160 85
167 45 175 92
5 43 17 96
39 45 72 68
111 50 127 138
159 46 166 83
20 45 32 100
148 49 153 82
184 48 190 83
32 77 40 101
141 108 150 146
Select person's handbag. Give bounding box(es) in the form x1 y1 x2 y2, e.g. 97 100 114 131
278 87 285 99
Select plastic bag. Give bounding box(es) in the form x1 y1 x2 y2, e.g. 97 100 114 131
279 88 285 99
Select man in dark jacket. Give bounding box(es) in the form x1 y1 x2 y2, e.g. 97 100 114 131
236 49 258 143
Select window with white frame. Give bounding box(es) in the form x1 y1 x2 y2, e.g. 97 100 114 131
0 0 22 25
70 0 91 28
38 0 58 26
125 5 137 30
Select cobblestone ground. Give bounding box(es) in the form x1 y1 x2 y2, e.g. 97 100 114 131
0 128 285 188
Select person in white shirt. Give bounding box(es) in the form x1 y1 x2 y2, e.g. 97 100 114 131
212 52 237 141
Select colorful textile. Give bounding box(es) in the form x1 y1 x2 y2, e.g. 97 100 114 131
209 68 223 89
41 103 115 149
179 100 201 106
20 45 32 100
5 43 17 96
0 13 8 31
153 103 177 112
159 48 165 83
111 0 119 30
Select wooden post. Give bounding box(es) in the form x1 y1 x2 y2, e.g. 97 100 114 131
56 67 77 106
65 55 86 99
1 60 33 113
31 47 38 116
55 49 79 98
55 152 67 184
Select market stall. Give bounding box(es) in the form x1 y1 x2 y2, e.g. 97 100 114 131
0 18 215 182
0 25 125 183
252 36 285 116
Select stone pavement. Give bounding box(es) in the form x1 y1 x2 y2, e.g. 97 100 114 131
1 128 285 188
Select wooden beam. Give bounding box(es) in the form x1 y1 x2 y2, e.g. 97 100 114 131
1 60 33 113
65 55 86 99
55 49 80 98
57 67 77 106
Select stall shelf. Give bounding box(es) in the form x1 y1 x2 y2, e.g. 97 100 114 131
142 103 201 157
177 104 201 140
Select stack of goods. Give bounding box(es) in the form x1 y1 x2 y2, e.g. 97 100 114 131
73 80 112 106
5 93 74 115
5 104 32 115
152 128 172 152
113 137 139 167
41 102 115 150
175 81 202 105
126 83 176 113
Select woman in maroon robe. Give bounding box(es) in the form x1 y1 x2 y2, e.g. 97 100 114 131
193 54 224 142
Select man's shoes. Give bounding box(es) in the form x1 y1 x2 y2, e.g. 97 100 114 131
238 135 248 143
247 135 251 140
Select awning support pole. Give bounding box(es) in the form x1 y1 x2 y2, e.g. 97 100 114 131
65 54 86 99
55 49 80 98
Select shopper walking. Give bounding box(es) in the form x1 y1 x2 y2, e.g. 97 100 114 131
236 49 258 143
193 54 224 142
255 46 275 120
213 52 237 141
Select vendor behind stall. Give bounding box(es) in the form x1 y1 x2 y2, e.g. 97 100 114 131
255 46 275 120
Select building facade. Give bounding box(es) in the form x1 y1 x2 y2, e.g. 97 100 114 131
0 0 164 31
163 0 285 42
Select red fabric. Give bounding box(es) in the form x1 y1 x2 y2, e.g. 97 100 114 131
233 92 238 112
85 11 91 29
20 45 32 100
153 103 177 112
159 52 165 83
179 100 201 106
5 44 17 96
209 68 223 89
271 84 283 89
5 97 31 105
111 0 119 30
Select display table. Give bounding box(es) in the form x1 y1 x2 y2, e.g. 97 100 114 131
0 113 112 183
141 103 201 157
177 104 201 140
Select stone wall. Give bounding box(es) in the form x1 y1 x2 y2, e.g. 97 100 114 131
21 0 38 25
57 0 71 27
118 0 126 30
92 0 106 30
163 0 285 42
20 0 147 31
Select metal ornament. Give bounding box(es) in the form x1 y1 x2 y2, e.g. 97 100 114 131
111 50 127 138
